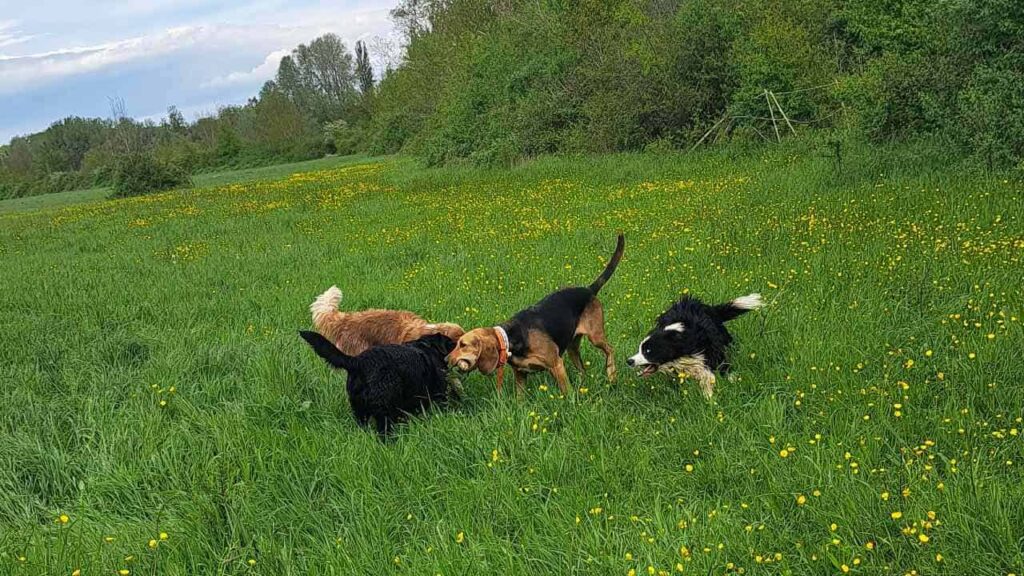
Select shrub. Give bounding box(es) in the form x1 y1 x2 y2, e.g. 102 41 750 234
324 120 362 156
110 153 191 198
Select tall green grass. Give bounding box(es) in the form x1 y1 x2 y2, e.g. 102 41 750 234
0 143 1020 575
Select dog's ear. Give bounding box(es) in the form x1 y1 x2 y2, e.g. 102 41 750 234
474 333 500 375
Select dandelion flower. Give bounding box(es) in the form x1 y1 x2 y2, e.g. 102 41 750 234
918 534 929 543
148 539 158 549
891 511 903 520
796 494 807 506
456 531 465 544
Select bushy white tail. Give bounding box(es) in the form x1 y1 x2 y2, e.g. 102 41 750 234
732 293 764 310
310 285 343 331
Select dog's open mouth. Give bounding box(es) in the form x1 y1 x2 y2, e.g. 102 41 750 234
637 364 658 377
455 359 472 372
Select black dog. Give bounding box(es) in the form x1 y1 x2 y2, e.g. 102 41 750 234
626 293 762 398
299 331 456 438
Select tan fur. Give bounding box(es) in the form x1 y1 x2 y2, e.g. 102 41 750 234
448 328 501 376
310 286 464 356
660 354 717 398
448 299 616 396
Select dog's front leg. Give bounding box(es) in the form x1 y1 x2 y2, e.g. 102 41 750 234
550 358 569 394
513 369 527 396
374 415 393 439
685 365 716 399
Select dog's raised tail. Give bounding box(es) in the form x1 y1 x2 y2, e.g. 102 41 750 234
310 285 343 332
589 233 625 294
299 330 358 372
710 293 764 323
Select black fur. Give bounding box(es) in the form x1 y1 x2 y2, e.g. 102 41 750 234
299 330 456 438
628 294 760 378
503 234 624 355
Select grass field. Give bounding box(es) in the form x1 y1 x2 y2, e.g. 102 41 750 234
0 155 378 215
0 145 1021 576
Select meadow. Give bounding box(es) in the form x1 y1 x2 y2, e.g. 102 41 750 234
0 145 1021 575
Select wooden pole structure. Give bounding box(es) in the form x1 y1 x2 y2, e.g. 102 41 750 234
764 89 781 142
689 113 730 152
769 91 797 136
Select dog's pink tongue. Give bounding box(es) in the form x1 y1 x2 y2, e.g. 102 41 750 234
640 365 657 377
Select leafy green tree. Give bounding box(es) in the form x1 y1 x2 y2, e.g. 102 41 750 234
355 40 374 95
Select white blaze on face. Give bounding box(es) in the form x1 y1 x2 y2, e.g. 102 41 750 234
663 322 685 333
628 337 651 366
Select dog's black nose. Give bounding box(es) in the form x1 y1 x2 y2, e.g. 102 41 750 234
626 358 634 367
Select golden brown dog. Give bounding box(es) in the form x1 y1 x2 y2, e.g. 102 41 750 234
447 234 624 394
310 286 465 356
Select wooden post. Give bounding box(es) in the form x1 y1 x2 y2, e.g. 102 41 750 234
764 89 781 142
769 91 797 136
689 113 730 152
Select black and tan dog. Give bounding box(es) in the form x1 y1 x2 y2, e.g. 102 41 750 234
448 234 624 394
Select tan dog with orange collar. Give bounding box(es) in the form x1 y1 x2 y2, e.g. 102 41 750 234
448 234 624 394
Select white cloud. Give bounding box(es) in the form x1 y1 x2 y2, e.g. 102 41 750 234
0 26 208 93
0 20 39 49
0 7 394 96
0 2 399 143
201 48 289 89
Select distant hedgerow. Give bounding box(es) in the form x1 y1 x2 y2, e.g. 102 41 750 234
110 153 191 198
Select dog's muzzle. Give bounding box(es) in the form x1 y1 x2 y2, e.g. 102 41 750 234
448 355 474 372
627 354 658 377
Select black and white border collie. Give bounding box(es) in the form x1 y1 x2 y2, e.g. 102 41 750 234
627 293 763 398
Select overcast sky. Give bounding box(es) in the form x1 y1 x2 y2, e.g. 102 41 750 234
0 1 399 144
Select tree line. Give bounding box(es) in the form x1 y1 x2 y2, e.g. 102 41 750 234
2 0 1022 199
367 0 1024 168
0 34 375 199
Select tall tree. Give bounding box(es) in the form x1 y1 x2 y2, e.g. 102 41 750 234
274 34 357 123
355 40 374 95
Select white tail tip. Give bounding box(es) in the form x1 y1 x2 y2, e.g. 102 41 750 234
732 293 764 310
310 285 343 320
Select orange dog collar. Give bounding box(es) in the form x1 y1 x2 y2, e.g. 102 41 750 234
494 326 509 391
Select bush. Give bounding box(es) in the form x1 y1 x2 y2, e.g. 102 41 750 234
324 120 362 156
110 153 191 198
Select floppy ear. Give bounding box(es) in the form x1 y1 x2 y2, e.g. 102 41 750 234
475 333 500 375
